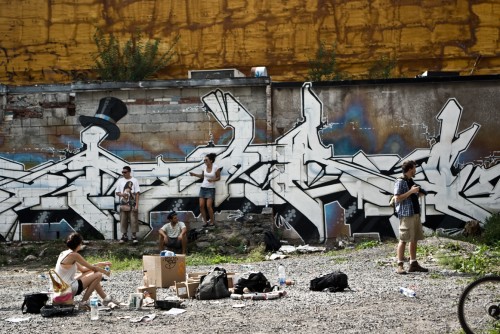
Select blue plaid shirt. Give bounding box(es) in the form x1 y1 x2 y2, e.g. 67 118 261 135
394 178 416 217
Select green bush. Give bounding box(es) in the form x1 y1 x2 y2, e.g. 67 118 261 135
92 28 179 81
308 41 345 81
482 213 500 245
367 55 397 79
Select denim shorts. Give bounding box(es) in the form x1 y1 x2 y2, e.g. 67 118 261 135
199 187 215 199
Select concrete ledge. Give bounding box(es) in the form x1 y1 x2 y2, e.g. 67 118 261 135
353 232 381 243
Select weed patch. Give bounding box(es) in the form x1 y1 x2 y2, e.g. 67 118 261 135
355 240 381 250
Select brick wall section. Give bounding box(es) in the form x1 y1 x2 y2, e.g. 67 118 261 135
0 79 269 167
2 76 499 169
0 0 498 84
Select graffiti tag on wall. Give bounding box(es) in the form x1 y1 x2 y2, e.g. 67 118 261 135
0 83 498 243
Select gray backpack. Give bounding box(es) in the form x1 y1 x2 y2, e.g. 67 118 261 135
195 267 230 300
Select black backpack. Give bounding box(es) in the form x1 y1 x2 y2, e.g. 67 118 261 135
264 231 281 252
195 267 230 300
187 229 199 242
22 292 49 314
310 271 350 292
233 272 273 294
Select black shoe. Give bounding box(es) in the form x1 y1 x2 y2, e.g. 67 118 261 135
119 235 128 243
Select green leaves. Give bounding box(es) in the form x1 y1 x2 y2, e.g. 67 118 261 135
308 41 345 82
92 28 179 81
367 55 397 79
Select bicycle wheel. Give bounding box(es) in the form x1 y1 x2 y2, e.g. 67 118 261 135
458 275 500 334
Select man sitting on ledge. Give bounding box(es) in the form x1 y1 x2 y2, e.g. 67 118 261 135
159 211 187 254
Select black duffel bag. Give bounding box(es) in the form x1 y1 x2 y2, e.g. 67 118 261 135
310 271 350 292
22 292 49 314
40 305 75 317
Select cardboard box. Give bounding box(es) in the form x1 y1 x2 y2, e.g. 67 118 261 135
187 272 207 281
136 285 157 300
143 255 186 288
175 280 200 299
227 274 234 289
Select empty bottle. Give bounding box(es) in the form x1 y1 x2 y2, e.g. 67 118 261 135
90 293 99 320
143 270 149 287
278 264 286 286
399 287 416 297
47 283 53 306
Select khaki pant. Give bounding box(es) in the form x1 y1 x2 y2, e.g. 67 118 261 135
399 214 424 242
120 210 138 235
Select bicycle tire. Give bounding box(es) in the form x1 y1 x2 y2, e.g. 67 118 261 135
457 275 500 334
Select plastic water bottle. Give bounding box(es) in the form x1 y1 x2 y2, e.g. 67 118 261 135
399 287 416 297
278 264 286 286
47 282 53 306
90 293 99 320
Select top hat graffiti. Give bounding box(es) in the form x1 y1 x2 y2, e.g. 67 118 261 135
79 97 128 140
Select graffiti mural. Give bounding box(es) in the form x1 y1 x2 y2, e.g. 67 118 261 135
0 83 499 243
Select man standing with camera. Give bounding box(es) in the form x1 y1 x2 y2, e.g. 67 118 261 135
115 166 140 244
394 160 429 274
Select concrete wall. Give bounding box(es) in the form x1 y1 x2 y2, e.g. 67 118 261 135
0 0 498 84
0 76 498 243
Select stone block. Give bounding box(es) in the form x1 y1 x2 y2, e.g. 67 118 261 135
433 23 470 41
352 233 380 243
56 125 75 135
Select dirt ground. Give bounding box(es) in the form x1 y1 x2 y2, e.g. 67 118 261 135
0 237 472 334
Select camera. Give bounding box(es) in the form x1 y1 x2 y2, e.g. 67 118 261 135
416 185 428 195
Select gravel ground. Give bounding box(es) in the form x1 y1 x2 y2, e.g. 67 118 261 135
0 237 471 334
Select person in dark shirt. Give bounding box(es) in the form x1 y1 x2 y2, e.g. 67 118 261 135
393 160 429 274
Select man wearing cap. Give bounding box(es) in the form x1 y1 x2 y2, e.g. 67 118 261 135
159 212 187 254
115 166 141 244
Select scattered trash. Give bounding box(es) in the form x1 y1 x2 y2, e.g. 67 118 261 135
5 317 31 323
142 297 155 307
277 245 326 254
107 302 119 309
232 303 245 308
399 287 416 298
266 253 289 260
130 313 156 323
162 308 186 316
230 291 287 300
97 306 111 311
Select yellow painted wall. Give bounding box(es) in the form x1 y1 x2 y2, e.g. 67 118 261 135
0 0 498 84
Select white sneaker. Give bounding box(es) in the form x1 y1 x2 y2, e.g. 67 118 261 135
103 295 120 306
